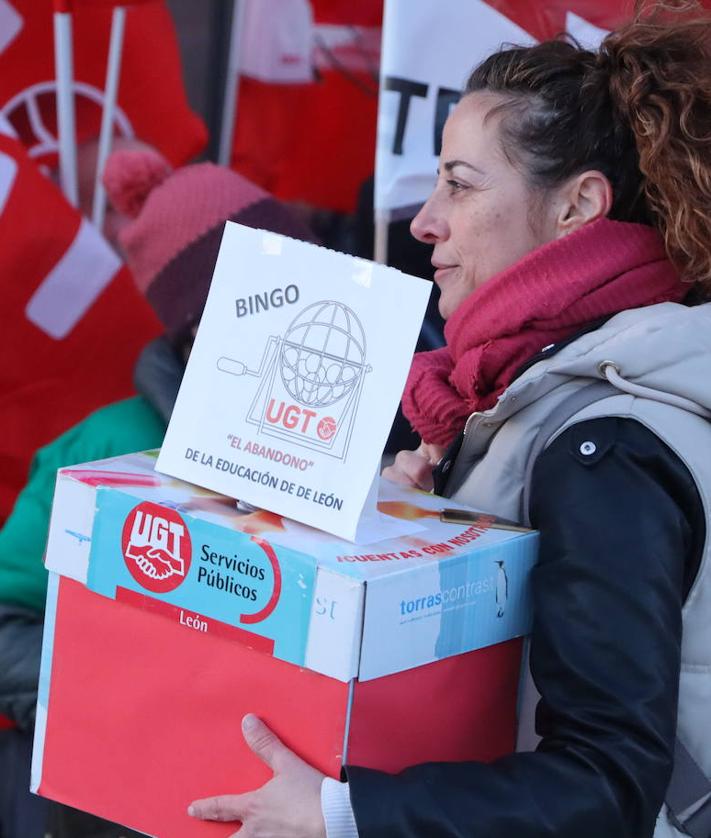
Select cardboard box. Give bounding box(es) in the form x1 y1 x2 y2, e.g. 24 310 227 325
33 451 538 837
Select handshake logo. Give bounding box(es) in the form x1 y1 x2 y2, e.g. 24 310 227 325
121 502 193 594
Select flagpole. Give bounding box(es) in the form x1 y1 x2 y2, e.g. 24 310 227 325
374 209 389 265
92 5 127 231
53 0 79 207
218 0 247 166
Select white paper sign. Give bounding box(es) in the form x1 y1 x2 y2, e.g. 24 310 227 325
157 223 431 541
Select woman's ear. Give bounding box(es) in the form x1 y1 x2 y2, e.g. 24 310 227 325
556 170 613 236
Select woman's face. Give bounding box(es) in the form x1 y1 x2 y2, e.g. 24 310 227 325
411 92 559 319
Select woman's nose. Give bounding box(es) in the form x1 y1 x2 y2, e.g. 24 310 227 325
410 195 447 244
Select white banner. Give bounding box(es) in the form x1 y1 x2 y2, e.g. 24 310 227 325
565 12 610 50
375 0 613 217
375 0 535 216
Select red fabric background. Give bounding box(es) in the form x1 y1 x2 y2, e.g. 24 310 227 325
0 133 161 520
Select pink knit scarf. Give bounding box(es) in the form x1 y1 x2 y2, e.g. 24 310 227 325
403 218 688 448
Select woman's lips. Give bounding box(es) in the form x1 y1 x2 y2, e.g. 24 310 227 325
433 265 457 282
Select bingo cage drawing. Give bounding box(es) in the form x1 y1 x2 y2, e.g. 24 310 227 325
217 301 372 460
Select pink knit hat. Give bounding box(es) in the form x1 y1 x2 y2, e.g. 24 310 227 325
104 148 318 343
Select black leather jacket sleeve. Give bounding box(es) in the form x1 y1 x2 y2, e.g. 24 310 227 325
346 417 703 838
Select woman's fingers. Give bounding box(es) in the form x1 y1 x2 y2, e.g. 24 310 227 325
188 793 248 822
420 442 446 466
189 715 326 836
382 448 435 491
241 713 291 772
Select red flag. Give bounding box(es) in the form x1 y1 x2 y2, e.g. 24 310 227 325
231 0 383 214
0 0 207 169
484 0 711 42
53 0 156 10
0 129 161 521
482 0 627 42
54 1 156 9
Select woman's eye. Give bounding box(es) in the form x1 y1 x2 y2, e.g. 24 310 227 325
446 179 467 193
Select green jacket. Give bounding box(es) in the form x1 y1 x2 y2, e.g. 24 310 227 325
0 397 165 613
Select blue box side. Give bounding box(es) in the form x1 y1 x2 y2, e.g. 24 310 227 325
86 487 319 667
358 532 539 681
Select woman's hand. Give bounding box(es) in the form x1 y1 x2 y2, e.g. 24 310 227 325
188 714 326 838
382 441 446 491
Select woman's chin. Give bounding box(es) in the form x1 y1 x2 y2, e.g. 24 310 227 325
435 274 472 321
437 289 464 320
438 299 453 320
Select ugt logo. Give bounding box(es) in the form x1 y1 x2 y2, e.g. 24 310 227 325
121 502 192 594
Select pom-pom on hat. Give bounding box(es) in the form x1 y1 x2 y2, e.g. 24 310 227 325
102 147 172 222
104 148 318 345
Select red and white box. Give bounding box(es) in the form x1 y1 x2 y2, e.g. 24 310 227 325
32 451 538 837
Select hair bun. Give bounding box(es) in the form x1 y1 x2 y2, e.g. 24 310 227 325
103 148 173 218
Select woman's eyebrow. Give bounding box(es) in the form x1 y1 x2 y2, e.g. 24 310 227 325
443 159 486 174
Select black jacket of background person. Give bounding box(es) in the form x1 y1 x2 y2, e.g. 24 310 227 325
346 415 704 837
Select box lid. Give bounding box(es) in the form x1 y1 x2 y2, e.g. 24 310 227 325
45 451 538 681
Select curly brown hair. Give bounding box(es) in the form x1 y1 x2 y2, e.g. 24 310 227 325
466 0 711 293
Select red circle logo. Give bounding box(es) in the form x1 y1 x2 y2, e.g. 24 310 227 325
317 416 337 441
121 502 192 594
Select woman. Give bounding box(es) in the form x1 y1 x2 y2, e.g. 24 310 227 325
189 3 711 836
